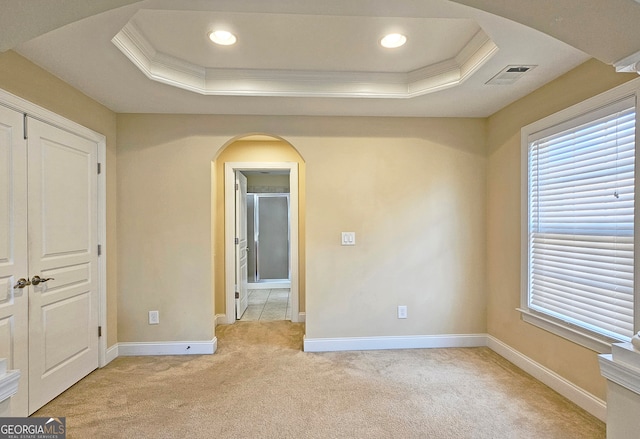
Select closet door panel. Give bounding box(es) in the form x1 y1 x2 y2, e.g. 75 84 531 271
27 118 99 413
0 105 29 416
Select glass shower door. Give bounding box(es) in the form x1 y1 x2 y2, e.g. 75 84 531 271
255 194 290 281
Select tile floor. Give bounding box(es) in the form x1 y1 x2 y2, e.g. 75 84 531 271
239 288 291 321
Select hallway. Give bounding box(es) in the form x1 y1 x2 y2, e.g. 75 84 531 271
240 288 291 321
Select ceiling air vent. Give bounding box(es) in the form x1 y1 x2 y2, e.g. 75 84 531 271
486 65 537 85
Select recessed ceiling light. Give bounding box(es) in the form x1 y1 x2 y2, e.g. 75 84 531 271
208 30 237 46
380 33 407 49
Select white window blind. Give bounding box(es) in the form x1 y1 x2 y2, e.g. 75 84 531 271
528 97 636 341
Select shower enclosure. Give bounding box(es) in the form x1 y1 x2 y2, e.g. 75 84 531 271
247 193 290 283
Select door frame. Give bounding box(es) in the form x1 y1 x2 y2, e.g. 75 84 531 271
0 88 108 368
224 162 299 323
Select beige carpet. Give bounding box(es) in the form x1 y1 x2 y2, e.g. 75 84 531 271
34 322 604 438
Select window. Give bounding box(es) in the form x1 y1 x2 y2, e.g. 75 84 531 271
521 82 639 352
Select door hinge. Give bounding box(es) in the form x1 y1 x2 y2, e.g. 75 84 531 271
98 326 102 337
23 114 28 140
235 237 239 245
235 183 239 190
235 292 239 299
97 244 102 256
97 163 102 174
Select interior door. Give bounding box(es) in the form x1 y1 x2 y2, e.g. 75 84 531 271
0 106 29 415
27 118 99 413
235 172 249 319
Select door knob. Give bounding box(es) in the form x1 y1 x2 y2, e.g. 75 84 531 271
13 278 31 289
31 275 54 286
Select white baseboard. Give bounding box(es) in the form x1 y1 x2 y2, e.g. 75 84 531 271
297 312 306 323
105 344 119 365
303 334 486 353
117 338 217 356
248 282 291 289
486 335 606 422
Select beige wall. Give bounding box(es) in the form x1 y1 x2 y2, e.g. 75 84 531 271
213 139 306 316
117 114 487 341
0 51 118 348
116 116 213 341
486 59 637 399
303 128 488 338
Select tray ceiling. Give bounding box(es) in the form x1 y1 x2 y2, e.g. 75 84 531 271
112 11 498 98
11 0 594 117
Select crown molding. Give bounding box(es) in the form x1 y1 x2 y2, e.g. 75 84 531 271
614 49 640 74
112 21 498 98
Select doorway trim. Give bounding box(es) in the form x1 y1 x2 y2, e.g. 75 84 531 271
224 162 300 323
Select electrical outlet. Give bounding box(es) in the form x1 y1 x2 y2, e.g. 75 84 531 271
397 305 407 319
149 310 159 325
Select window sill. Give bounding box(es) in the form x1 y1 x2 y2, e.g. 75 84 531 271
517 308 617 354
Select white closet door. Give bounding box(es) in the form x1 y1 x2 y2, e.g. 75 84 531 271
27 118 99 413
0 106 29 415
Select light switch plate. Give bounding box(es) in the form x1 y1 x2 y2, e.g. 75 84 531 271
341 232 356 246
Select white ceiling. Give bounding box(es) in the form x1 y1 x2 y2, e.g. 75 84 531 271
112 11 499 99
131 11 481 72
0 0 140 52
452 0 640 66
5 0 620 117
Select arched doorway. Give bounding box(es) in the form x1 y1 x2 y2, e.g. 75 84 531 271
212 134 306 325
